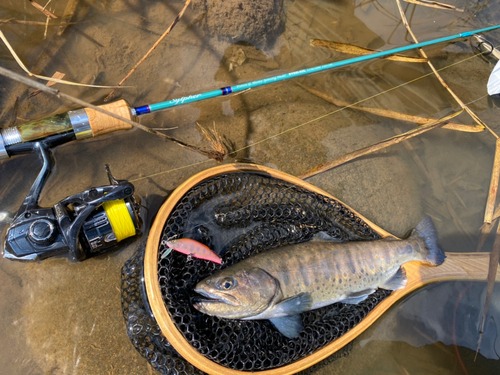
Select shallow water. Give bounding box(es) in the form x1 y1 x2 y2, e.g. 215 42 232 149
0 0 499 373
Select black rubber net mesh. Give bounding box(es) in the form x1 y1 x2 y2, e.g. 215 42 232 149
121 171 393 374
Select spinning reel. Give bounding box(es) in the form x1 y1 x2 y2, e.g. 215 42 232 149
2 133 142 261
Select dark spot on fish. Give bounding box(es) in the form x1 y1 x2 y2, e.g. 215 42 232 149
339 279 342 284
398 244 413 255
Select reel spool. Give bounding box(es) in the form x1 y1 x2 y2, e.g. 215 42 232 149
2 139 142 261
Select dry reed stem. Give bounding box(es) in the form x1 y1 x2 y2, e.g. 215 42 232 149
104 0 192 101
299 110 463 179
476 220 496 252
403 0 463 12
0 65 224 161
297 82 483 133
484 138 500 223
57 0 80 36
309 39 428 63
0 19 67 25
475 219 500 360
395 0 497 139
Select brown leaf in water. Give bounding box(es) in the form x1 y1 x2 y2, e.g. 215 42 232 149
29 0 58 19
28 71 65 98
404 0 464 12
310 39 428 63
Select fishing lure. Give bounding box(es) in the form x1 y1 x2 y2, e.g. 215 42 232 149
162 238 222 264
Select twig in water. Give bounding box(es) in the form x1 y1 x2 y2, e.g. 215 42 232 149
485 139 500 223
29 0 58 18
475 221 500 360
44 14 50 39
0 19 80 26
0 65 225 161
104 0 192 101
151 127 179 131
403 0 464 12
299 110 463 179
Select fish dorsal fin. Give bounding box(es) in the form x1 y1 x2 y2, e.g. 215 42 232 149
339 288 375 304
380 267 407 290
270 315 303 338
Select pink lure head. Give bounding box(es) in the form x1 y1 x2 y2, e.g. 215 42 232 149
166 238 222 264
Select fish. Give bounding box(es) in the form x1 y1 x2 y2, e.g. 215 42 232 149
164 238 222 264
193 216 445 338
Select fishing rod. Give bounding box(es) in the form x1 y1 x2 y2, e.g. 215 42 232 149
1 24 500 160
132 24 500 115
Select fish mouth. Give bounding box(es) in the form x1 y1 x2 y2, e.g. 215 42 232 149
193 287 239 307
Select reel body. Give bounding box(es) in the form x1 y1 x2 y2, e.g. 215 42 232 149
2 135 141 261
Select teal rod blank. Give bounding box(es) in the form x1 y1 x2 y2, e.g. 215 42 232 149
133 24 500 116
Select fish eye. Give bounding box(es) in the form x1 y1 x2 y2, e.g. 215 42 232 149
219 277 236 290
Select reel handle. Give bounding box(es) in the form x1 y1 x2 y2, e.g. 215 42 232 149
0 100 134 160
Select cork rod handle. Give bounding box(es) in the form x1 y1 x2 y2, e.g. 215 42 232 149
84 99 134 137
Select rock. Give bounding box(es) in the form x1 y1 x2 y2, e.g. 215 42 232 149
193 0 284 47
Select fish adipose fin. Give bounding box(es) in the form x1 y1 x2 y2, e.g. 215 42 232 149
270 315 303 339
413 216 446 266
380 267 407 290
340 288 375 304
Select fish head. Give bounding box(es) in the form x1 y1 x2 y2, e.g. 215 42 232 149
193 267 279 319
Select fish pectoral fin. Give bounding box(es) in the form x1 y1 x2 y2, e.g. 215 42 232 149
311 231 342 242
339 288 375 304
380 267 407 290
273 293 312 316
270 315 303 339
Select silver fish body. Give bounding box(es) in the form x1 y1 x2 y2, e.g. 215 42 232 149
194 216 445 338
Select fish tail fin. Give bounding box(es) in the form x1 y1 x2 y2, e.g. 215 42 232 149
412 216 446 266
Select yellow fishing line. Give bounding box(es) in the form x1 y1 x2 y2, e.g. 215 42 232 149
103 199 136 242
131 48 494 183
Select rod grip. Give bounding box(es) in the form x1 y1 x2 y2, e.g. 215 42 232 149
84 99 134 137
